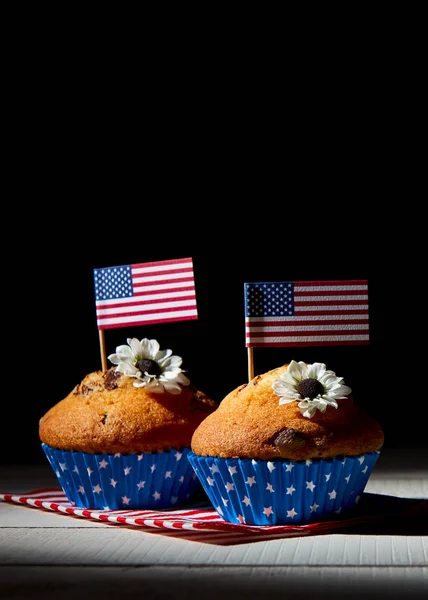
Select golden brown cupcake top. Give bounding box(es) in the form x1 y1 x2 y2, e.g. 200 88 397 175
40 368 217 454
191 362 384 461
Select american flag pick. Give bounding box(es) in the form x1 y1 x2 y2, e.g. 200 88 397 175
94 258 198 330
245 280 369 347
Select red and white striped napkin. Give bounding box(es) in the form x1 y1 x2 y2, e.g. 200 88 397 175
1 489 425 546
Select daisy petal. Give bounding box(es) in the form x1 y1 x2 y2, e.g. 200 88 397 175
287 360 303 382
307 363 326 379
128 338 142 356
148 339 160 359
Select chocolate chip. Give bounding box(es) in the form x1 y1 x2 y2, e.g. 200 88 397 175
274 428 306 454
104 369 122 390
101 414 108 425
252 375 262 386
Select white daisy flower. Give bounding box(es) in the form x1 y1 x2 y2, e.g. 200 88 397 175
272 360 352 418
108 338 190 394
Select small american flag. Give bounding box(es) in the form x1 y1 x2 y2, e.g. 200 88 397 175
94 258 198 330
245 280 369 347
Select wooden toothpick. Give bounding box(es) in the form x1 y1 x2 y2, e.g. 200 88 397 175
247 347 254 381
99 329 108 372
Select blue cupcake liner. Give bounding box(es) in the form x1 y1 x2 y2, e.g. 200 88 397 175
42 443 200 510
188 450 381 525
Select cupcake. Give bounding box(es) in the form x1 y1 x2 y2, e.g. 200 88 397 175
39 337 217 510
189 361 384 525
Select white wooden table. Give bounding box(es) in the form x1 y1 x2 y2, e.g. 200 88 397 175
1 448 427 599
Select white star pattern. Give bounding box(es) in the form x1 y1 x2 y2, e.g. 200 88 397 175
267 462 276 473
73 466 79 474
263 506 274 517
122 496 131 505
246 476 256 487
59 463 67 471
114 453 121 458
358 456 365 464
137 454 143 461
228 466 237 475
345 474 351 484
152 491 161 501
287 508 298 519
165 471 172 479
124 466 132 476
55 470 61 478
242 495 251 506
99 459 108 469
310 502 320 513
286 485 296 495
222 497 229 506
216 506 224 516
362 465 368 474
110 478 117 488
137 480 145 490
328 489 337 500
266 483 275 493
325 473 331 481
225 481 235 492
207 476 215 486
246 282 294 317
87 467 93 476
179 476 185 483
93 484 102 494
150 464 156 473
175 452 182 461
237 514 246 524
251 459 258 466
305 459 312 467
210 464 220 473
306 481 316 492
285 463 294 472
78 486 85 495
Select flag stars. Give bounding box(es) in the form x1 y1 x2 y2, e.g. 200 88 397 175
242 495 251 507
93 484 102 494
210 464 220 473
124 466 132 476
59 463 67 471
306 481 316 492
287 508 298 519
137 454 144 461
122 496 131 505
165 471 172 479
310 502 320 513
358 456 365 465
78 486 85 495
150 464 156 473
263 506 274 517
216 506 224 516
362 466 368 474
237 514 246 524
286 485 296 495
325 473 331 482
225 482 235 492
246 476 256 487
222 498 229 506
207 476 215 486
285 463 295 472
99 459 108 469
345 475 351 484
87 467 93 476
73 466 79 474
328 490 337 500
266 483 275 493
267 462 276 473
174 452 183 461
228 466 237 475
152 491 161 501
137 481 145 490
110 478 117 488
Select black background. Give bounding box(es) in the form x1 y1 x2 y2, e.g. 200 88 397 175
3 230 424 465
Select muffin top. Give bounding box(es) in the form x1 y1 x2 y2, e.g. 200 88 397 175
191 361 384 461
39 338 217 454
